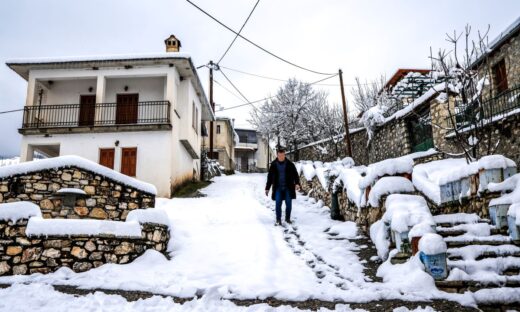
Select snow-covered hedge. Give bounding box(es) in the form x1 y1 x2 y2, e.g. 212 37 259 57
0 155 157 195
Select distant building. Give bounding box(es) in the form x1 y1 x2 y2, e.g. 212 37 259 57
6 35 214 197
202 117 236 172
234 128 272 172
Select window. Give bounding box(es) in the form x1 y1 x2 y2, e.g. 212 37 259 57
99 148 115 169
121 147 137 177
492 59 508 94
192 102 196 129
216 125 221 134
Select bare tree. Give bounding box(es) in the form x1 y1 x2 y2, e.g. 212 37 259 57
430 24 496 162
351 76 387 114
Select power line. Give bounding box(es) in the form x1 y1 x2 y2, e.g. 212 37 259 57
0 108 24 115
219 69 251 103
218 65 379 87
217 73 338 112
217 0 260 65
185 0 335 76
214 78 245 102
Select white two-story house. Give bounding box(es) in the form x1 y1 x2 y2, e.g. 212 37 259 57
6 35 214 197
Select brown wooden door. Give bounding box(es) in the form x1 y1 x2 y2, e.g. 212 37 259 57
493 59 508 94
99 148 115 169
121 147 137 176
78 95 96 126
116 94 139 124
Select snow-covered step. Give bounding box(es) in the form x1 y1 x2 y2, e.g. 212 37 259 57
436 280 520 293
436 222 504 238
448 256 520 275
433 213 490 228
447 244 520 261
445 234 513 248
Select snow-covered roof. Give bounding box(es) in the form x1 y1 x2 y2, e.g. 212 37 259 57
0 155 157 195
471 16 520 68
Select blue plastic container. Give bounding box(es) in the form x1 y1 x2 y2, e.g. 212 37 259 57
419 251 448 280
508 215 520 241
489 204 509 230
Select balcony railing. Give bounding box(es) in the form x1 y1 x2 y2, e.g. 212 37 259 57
450 85 520 128
21 101 171 129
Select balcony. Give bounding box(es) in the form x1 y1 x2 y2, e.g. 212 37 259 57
20 101 172 134
450 85 520 129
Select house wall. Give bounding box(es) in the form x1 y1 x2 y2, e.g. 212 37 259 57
44 78 97 105
203 120 235 171
104 76 166 103
20 131 172 197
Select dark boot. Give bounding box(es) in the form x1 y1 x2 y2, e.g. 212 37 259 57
285 218 292 224
275 219 282 226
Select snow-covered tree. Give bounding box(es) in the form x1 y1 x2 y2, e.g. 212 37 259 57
250 78 343 160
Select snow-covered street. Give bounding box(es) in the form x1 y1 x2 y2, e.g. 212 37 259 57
0 173 480 310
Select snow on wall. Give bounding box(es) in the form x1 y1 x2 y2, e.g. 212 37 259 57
126 208 170 226
368 176 415 207
0 202 42 223
25 217 142 238
336 167 364 208
489 173 520 207
359 155 414 189
0 155 157 195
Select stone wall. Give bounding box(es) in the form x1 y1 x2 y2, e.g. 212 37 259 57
295 117 411 166
0 218 169 276
0 166 155 221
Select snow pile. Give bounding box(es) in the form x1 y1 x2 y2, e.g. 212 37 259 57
383 194 434 233
367 176 415 207
56 188 87 195
359 156 414 189
370 220 390 260
0 156 20 167
408 222 435 240
508 203 520 226
26 217 142 238
489 173 520 206
335 168 364 208
127 208 171 226
341 157 355 168
418 233 447 255
315 166 330 189
0 202 42 222
0 155 157 195
361 104 387 141
301 161 316 181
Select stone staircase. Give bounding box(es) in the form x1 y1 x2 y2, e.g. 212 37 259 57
433 213 520 293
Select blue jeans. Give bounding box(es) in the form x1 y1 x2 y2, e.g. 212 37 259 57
275 188 292 221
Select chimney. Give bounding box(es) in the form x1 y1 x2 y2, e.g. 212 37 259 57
164 34 181 52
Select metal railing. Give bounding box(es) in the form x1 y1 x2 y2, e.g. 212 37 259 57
21 100 171 129
451 85 520 128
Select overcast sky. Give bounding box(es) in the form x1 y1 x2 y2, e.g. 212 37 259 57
0 0 519 157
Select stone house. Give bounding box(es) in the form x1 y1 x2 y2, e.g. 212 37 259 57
6 35 214 197
202 117 236 172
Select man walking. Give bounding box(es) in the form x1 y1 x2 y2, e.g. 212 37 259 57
265 146 301 226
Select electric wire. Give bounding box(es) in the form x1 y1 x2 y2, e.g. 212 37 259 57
217 0 260 65
185 0 335 76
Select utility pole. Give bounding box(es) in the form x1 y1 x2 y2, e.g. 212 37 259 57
338 69 352 157
209 60 215 159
